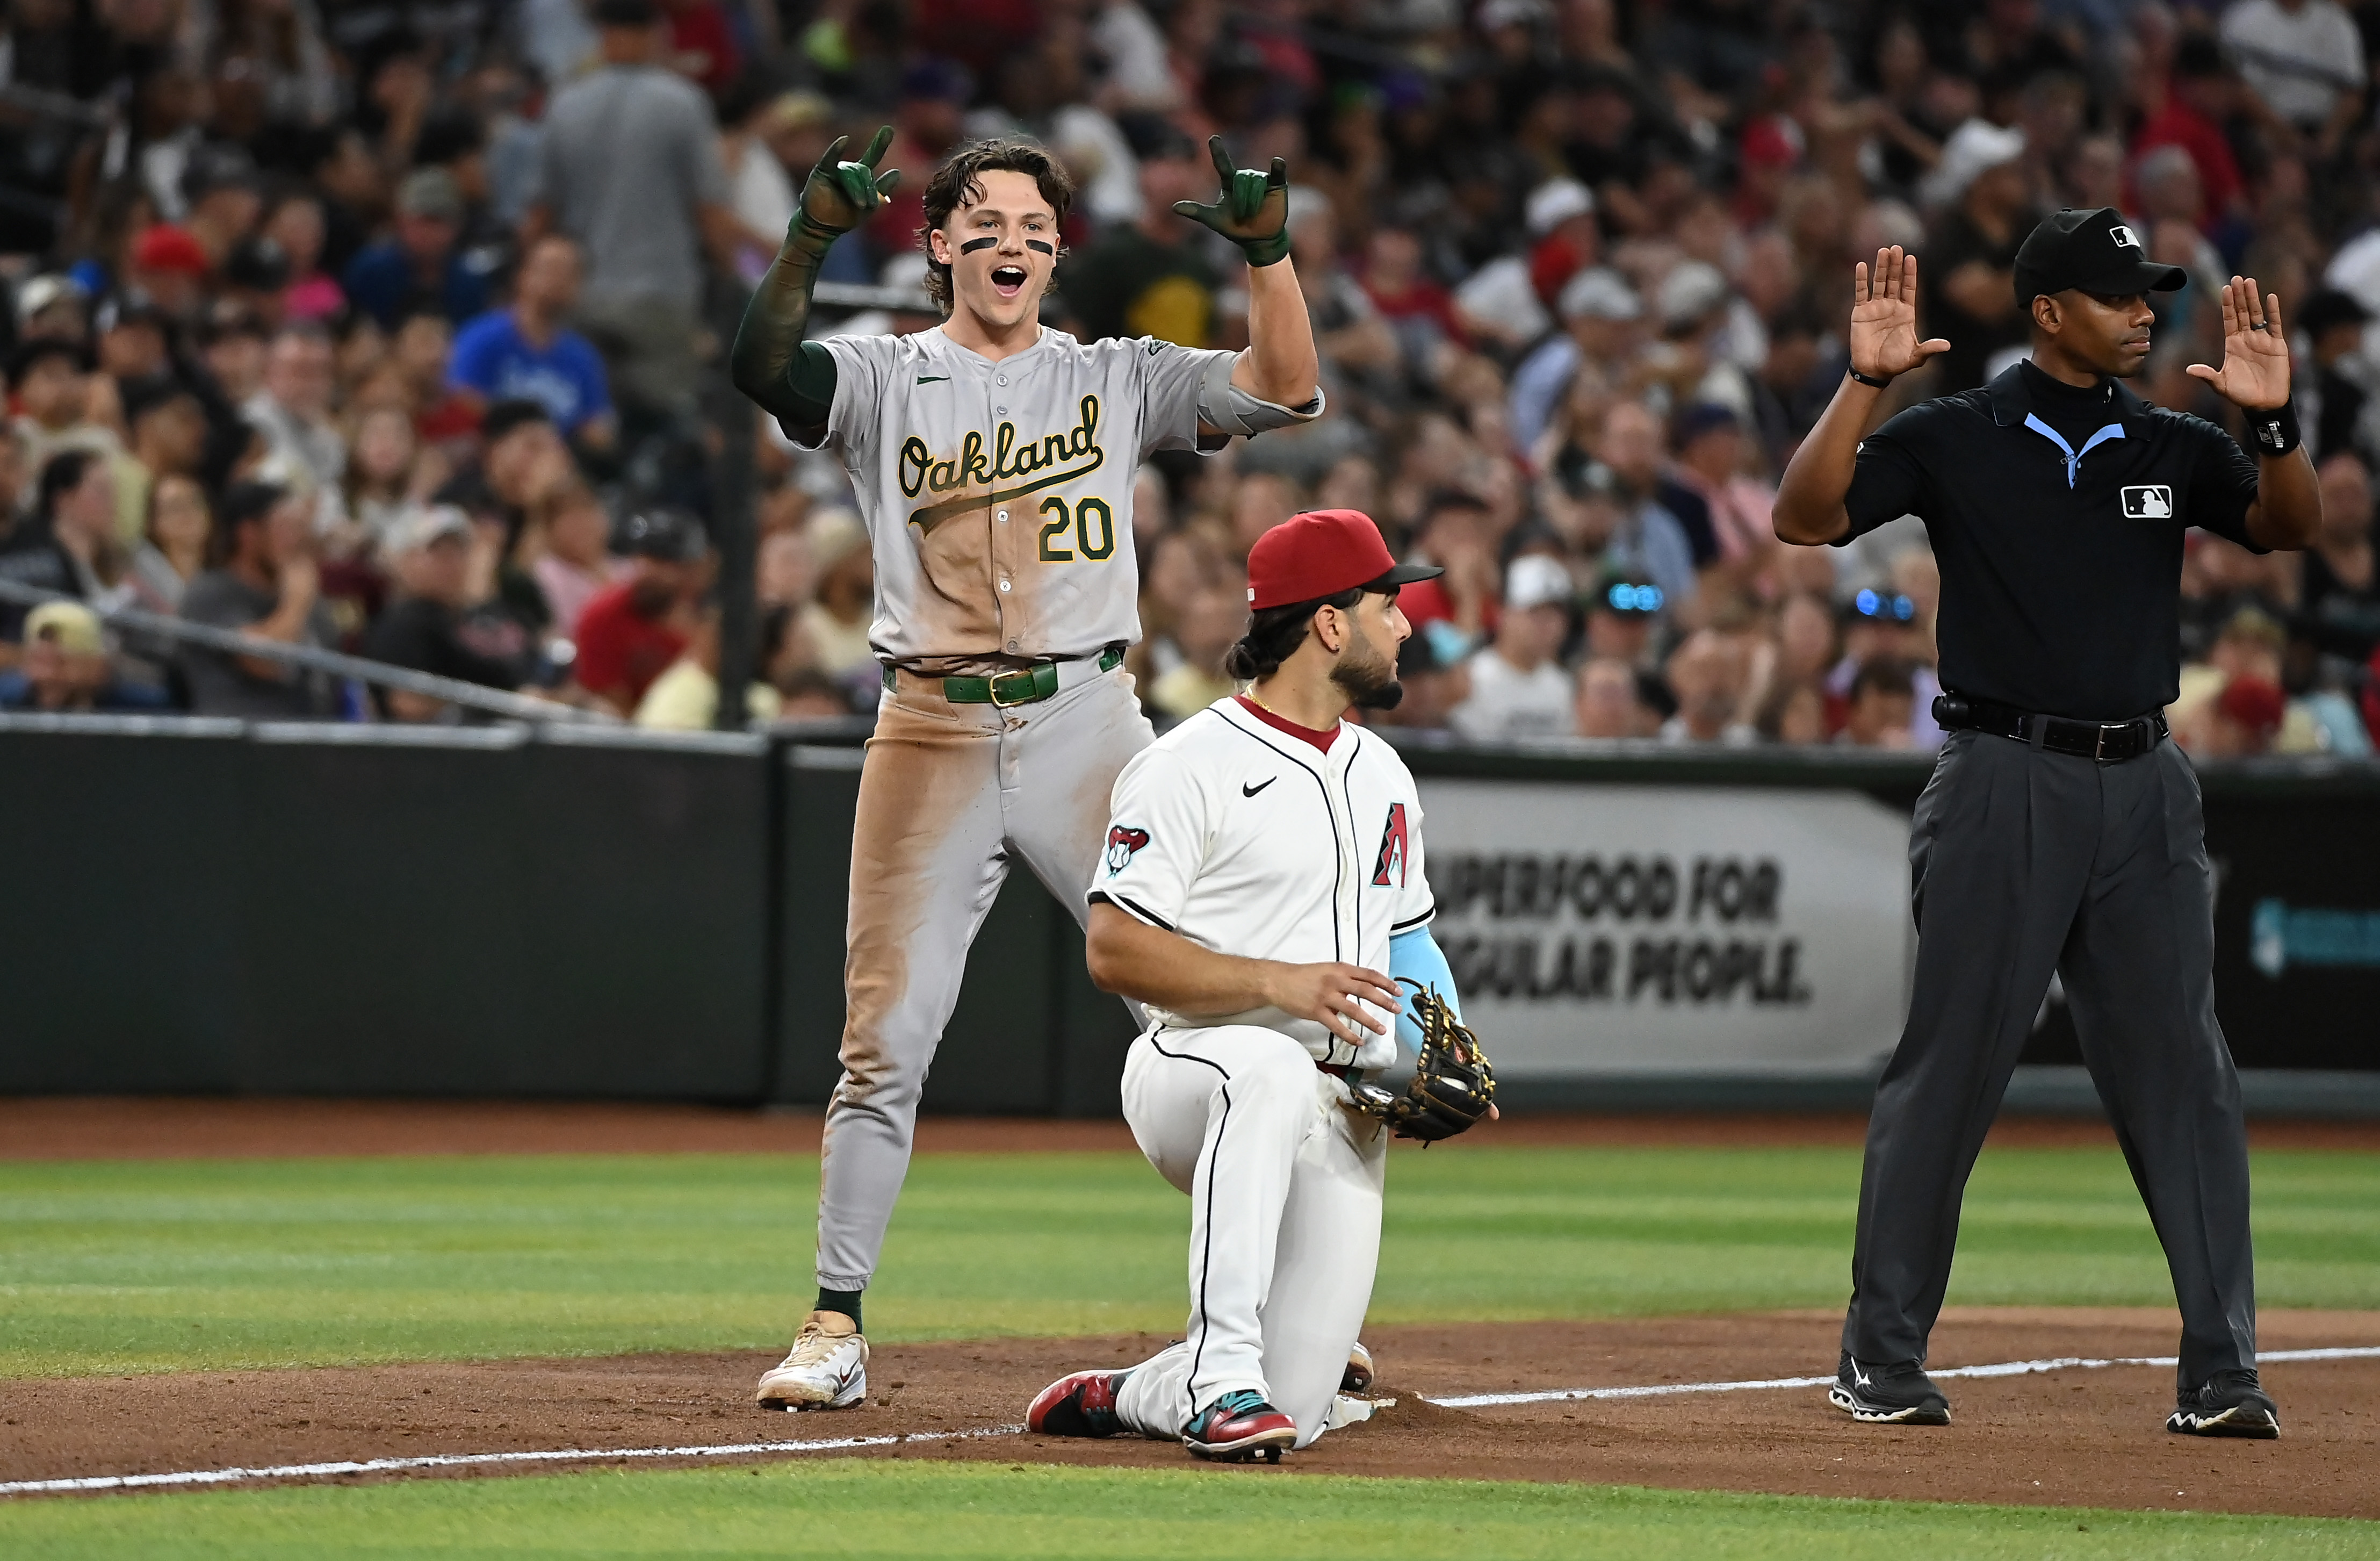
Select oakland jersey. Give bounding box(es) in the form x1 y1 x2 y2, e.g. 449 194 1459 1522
804 326 1234 665
1090 696 1436 1072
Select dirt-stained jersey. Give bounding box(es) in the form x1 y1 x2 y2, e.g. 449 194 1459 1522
802 325 1233 664
1089 696 1436 1072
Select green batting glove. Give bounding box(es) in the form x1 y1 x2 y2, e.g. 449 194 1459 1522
1172 134 1292 267
797 125 901 241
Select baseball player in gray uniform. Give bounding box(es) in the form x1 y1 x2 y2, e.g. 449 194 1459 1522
730 130 1325 1409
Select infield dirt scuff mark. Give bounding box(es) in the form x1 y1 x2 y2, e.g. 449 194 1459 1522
4 1312 2377 1517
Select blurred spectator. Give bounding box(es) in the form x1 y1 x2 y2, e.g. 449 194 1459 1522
1063 115 1221 348
1662 402 1775 574
1754 677 1827 745
343 406 442 558
1840 658 1917 750
244 324 347 531
447 236 616 447
636 598 784 729
1510 267 1643 454
1661 629 1754 746
535 486 629 644
1595 401 1699 609
1373 630 1472 732
2220 0 2365 153
1574 654 1651 740
178 481 338 717
798 508 877 687
126 473 212 616
360 507 536 721
573 508 706 713
0 600 167 711
2299 453 2380 680
1451 555 1576 743
1920 119 2031 393
342 169 492 332
10 340 118 502
1147 587 1243 720
116 377 210 545
2297 291 2371 466
263 191 346 323
527 0 740 418
0 450 120 651
2198 675 2288 759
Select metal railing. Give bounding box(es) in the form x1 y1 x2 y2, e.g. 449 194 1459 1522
0 576 619 725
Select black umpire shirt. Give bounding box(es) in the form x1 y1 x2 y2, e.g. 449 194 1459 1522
1840 360 2262 720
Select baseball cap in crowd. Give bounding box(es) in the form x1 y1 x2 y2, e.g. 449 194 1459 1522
132 224 211 279
1245 509 1441 610
1920 118 2025 208
899 56 973 105
223 236 292 292
388 505 474 555
806 506 868 573
93 289 168 337
1117 110 1196 164
622 508 709 563
24 600 104 656
395 168 466 225
15 274 84 328
179 145 262 206
1525 178 1595 238
2299 289 2372 340
1674 402 1741 447
2014 207 2187 307
1593 567 1665 617
1503 553 1574 613
1558 266 1640 322
118 373 199 427
1657 260 1729 331
9 335 91 383
1738 113 1805 172
590 0 659 27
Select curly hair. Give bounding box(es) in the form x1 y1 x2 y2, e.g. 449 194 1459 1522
919 138 1076 314
1221 587 1368 682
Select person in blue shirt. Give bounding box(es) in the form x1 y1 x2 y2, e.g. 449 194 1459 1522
342 168 493 330
446 235 617 450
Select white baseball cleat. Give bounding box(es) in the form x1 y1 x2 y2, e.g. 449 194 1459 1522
755 1310 868 1410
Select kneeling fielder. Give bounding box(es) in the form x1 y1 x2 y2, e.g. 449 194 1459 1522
1025 508 1489 1461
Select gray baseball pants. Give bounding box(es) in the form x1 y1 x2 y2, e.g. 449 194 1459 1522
1841 729 2258 1391
814 665 1152 1293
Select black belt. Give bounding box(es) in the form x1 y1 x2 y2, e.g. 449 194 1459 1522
1932 693 2168 764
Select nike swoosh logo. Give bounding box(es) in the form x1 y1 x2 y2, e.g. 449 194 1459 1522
1242 778 1275 797
917 375 949 384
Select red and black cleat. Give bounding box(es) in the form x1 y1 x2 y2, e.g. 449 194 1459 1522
1026 1370 1128 1437
1181 1390 1298 1463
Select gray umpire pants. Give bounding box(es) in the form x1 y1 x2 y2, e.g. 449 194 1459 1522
1841 729 2258 1390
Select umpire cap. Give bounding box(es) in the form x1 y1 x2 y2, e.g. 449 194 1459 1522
2014 208 2187 308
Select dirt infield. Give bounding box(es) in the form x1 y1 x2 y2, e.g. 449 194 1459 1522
7 1097 2379 1159
6 1311 2377 1517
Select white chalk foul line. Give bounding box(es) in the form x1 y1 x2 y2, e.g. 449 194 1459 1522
1424 1343 2380 1409
7 1345 2377 1499
0 1425 1026 1498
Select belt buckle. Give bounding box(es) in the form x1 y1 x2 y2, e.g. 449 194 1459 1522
2095 722 2123 762
988 667 1038 707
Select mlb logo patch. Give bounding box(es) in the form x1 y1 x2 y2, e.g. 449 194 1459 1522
2109 224 2143 250
2121 485 2173 519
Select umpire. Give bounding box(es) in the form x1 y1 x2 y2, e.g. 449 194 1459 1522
1773 209 2320 1438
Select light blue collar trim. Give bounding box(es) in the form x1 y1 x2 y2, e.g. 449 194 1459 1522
2023 413 2125 488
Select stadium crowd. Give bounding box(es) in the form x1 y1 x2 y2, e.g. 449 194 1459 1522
1 0 2377 754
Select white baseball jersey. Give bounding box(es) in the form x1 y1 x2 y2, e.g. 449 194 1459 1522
803 326 1234 664
1090 695 1435 1071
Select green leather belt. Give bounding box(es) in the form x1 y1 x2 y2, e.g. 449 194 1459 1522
886 645 1124 707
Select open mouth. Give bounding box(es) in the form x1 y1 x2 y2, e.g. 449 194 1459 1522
991 265 1028 298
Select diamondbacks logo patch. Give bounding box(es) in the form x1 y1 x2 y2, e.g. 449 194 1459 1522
1105 825 1150 876
2121 484 2174 519
1371 803 1409 888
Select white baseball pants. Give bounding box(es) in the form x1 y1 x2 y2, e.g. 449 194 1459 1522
1112 1024 1387 1449
814 665 1152 1292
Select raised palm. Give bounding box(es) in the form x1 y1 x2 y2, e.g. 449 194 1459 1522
1849 246 1949 380
799 125 900 236
2186 276 2291 411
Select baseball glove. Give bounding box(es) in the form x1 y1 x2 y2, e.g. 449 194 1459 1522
1348 981 1496 1143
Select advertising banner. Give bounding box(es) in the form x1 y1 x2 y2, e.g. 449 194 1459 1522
1420 779 1917 1078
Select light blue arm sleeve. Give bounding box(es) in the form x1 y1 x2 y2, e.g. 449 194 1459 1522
1389 925 1460 1057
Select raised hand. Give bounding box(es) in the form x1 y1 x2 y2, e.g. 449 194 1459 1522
2186 276 2291 411
1849 246 1950 382
798 125 901 238
1172 135 1292 266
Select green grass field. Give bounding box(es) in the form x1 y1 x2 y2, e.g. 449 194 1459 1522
3 1146 2377 1377
3 1141 2377 1556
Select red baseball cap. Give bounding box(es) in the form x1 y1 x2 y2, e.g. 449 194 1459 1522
132 225 210 278
1246 509 1442 610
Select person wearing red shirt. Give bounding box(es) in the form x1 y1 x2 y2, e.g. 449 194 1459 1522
572 508 706 712
2129 34 2246 234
